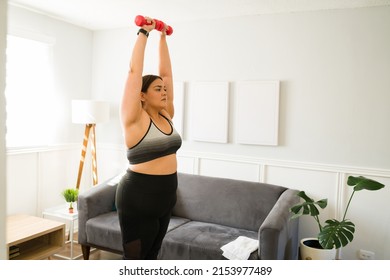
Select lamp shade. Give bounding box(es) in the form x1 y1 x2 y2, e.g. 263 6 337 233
72 100 110 124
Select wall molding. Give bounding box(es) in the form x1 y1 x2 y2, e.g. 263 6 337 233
7 144 389 179
6 143 80 155
177 150 390 179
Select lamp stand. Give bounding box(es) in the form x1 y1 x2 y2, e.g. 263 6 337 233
76 124 98 190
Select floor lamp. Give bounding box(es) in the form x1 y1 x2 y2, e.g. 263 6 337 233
72 100 109 190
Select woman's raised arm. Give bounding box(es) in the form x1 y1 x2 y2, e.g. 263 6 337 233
121 21 154 128
159 31 174 119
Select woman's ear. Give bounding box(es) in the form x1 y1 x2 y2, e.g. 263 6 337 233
140 92 146 102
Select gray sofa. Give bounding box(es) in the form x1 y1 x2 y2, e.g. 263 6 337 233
78 172 300 260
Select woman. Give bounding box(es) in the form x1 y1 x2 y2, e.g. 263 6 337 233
115 17 182 260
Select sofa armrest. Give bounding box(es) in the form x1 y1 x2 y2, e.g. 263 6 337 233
258 188 300 260
77 173 124 244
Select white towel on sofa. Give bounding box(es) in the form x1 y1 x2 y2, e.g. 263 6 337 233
220 236 258 260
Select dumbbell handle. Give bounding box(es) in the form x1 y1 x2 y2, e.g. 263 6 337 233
134 15 173 35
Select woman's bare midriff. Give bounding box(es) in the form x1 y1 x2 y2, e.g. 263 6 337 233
129 154 177 175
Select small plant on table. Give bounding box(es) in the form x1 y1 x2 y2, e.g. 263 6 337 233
62 188 79 213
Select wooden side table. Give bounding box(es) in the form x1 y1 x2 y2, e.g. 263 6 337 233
6 214 65 260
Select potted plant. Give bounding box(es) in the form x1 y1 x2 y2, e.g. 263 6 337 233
62 188 79 213
290 175 385 260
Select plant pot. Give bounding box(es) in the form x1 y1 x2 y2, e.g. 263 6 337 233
300 238 336 260
66 202 76 214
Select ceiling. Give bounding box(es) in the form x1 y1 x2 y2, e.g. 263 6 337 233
8 0 390 30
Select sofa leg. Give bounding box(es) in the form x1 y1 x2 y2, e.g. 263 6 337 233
81 245 91 260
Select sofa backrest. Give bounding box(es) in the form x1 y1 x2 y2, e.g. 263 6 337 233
173 173 287 232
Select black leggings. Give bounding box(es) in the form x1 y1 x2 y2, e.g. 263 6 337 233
115 169 177 260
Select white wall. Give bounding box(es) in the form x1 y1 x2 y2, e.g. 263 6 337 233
0 0 7 260
92 6 390 170
6 146 90 215
175 7 390 169
91 6 390 259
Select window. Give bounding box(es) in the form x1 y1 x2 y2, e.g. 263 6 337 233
5 34 55 147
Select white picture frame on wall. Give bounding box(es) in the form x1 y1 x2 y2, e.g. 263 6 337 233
236 80 280 146
191 81 229 143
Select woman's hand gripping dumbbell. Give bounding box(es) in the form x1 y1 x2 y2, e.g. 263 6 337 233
134 15 173 35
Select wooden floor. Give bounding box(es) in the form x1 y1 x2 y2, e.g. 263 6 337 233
50 233 122 260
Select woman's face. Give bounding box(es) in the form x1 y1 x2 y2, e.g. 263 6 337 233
142 78 167 109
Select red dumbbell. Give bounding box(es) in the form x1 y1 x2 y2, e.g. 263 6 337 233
134 15 173 35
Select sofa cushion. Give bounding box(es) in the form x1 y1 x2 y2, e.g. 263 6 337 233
174 173 287 231
167 216 191 232
158 221 259 260
85 213 190 253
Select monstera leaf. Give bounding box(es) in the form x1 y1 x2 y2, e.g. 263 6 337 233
290 191 327 218
318 219 355 249
289 191 327 232
347 176 385 192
